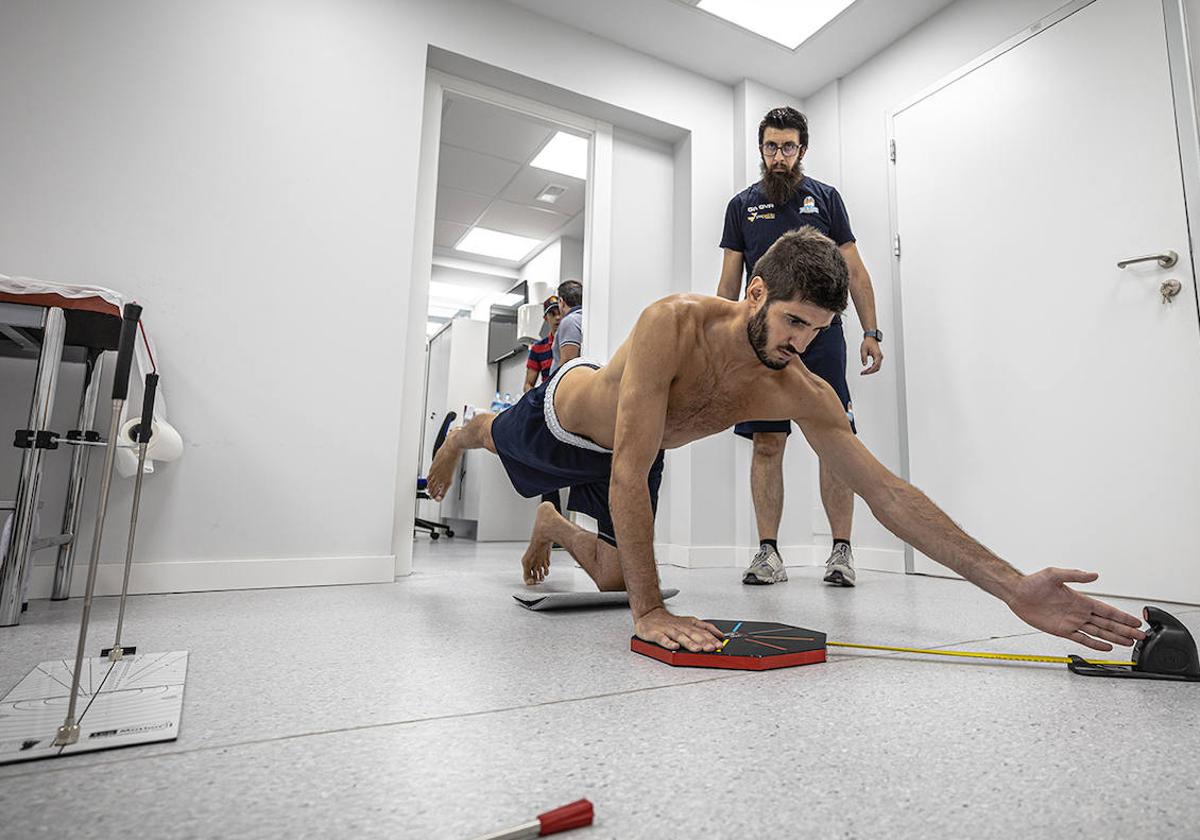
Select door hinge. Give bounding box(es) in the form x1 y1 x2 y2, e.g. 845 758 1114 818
889 139 896 162
893 234 901 258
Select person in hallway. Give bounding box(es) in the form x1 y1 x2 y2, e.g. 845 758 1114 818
524 295 564 514
552 279 583 373
718 106 883 588
523 295 562 394
425 228 1144 657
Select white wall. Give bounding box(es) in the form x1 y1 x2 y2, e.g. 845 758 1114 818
518 239 563 306
0 0 737 593
773 0 1071 569
559 237 584 283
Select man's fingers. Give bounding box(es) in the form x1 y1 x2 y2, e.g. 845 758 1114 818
693 619 725 638
1052 567 1100 584
653 632 680 650
1089 601 1145 633
1081 622 1135 647
1069 630 1113 652
669 628 708 652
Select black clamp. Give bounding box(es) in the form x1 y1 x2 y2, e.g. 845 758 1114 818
65 430 102 443
13 429 60 450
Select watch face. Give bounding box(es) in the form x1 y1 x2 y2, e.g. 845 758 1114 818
631 619 827 671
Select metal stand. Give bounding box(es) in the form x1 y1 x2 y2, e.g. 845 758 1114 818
52 349 104 600
0 307 65 627
0 302 190 765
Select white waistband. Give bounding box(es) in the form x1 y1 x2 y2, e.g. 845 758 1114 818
543 358 611 454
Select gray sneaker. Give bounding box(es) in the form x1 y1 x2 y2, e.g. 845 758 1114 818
742 547 788 585
823 543 856 587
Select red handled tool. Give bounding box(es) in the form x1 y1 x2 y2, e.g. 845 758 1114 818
470 798 593 840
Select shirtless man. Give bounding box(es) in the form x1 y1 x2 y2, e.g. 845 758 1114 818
426 228 1145 655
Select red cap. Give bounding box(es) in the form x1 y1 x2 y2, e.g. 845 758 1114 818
537 799 594 835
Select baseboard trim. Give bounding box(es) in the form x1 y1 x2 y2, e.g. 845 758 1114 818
25 555 397 599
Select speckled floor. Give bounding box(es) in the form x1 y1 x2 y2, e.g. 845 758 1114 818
0 539 1197 839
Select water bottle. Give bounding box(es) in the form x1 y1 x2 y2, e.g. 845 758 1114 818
503 391 513 409
490 391 504 413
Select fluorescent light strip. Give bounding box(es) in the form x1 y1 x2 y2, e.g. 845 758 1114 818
455 227 543 262
530 132 589 181
696 0 855 50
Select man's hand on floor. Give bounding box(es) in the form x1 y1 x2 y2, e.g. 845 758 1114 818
634 607 724 652
1006 568 1146 651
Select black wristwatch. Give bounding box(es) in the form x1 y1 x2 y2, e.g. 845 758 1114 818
863 329 883 342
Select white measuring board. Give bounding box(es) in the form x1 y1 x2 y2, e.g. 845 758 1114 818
0 651 188 764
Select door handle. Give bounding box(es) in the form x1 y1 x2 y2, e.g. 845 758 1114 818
1117 250 1178 269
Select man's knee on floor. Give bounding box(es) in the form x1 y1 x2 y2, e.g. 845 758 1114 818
752 431 788 461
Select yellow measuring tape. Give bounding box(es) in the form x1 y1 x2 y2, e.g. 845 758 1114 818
827 641 1134 668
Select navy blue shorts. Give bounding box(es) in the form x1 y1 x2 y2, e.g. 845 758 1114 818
734 317 856 438
490 373 664 548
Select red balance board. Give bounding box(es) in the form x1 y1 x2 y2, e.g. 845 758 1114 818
631 619 826 671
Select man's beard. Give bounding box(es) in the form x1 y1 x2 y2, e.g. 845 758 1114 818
746 306 791 370
760 159 804 207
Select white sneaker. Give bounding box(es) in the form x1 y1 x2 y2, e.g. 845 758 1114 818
742 546 788 585
823 543 856 587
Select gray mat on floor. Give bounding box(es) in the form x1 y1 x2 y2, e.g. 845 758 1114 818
513 588 679 611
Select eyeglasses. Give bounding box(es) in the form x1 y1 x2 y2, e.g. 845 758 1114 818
761 141 801 158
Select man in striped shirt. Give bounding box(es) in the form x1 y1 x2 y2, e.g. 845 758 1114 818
524 295 561 393
524 295 563 515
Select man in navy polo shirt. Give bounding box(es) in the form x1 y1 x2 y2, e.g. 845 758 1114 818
718 106 884 588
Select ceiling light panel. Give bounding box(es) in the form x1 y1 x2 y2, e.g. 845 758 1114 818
696 0 855 49
531 132 589 181
455 227 543 261
428 304 467 319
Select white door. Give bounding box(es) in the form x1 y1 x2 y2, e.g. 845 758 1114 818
892 0 1200 602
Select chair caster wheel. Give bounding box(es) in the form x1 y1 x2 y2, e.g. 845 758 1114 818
430 532 440 541
445 530 455 538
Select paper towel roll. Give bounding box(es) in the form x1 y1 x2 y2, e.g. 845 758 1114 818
119 417 184 462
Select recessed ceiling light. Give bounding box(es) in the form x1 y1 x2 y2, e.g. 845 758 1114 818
696 0 855 50
531 132 589 181
428 281 488 307
428 303 467 319
455 227 543 262
536 184 567 205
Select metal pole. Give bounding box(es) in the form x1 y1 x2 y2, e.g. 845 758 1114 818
55 303 141 747
109 372 157 661
0 307 65 627
53 350 104 600
107 443 145 660
54 401 123 745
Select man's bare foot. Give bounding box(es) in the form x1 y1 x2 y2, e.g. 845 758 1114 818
426 430 461 501
521 501 559 584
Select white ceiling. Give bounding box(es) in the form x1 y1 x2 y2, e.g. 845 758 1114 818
434 93 586 273
502 0 958 98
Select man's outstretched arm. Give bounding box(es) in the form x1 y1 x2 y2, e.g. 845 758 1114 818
795 394 1145 650
610 305 724 653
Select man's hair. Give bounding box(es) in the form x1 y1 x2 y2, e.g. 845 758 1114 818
558 279 583 309
758 106 808 148
752 228 848 313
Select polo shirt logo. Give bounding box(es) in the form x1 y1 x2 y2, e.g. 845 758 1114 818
747 204 776 222
799 196 820 214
